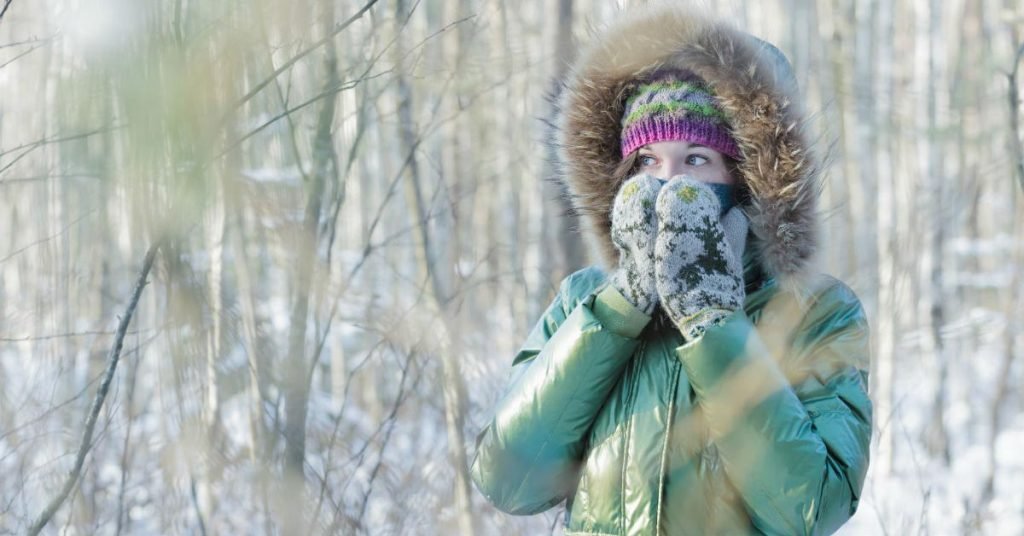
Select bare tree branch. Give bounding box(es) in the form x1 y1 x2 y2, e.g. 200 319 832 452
1008 42 1024 194
0 173 100 186
0 127 116 176
0 210 96 264
0 0 14 23
0 40 45 70
0 326 159 342
354 351 417 528
327 345 419 533
0 36 56 49
27 242 161 536
114 338 143 536
217 13 473 161
216 70 391 160
229 0 380 113
984 39 1024 505
189 476 209 536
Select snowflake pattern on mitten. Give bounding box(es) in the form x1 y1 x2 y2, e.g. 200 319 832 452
654 176 745 339
609 174 662 315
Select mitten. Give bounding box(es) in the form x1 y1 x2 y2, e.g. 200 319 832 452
654 176 746 340
608 174 662 315
720 205 749 267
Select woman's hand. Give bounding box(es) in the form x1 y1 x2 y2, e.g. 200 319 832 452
654 175 746 339
608 173 662 315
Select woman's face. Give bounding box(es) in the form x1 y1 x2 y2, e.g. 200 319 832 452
636 140 735 185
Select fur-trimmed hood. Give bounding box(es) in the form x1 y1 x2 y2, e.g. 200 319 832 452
554 2 821 281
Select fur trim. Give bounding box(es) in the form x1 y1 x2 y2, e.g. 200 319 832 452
553 1 821 281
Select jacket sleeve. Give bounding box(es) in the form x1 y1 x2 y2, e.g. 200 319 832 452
469 268 652 515
676 280 872 536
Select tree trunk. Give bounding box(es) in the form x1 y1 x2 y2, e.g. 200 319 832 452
871 0 896 477
918 0 950 466
537 0 583 318
229 193 274 523
394 1 474 533
851 0 877 286
982 35 1024 506
198 171 226 528
280 1 341 531
824 0 858 279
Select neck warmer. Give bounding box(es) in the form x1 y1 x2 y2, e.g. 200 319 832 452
706 182 736 216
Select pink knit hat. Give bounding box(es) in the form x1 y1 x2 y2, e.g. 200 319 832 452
620 71 741 159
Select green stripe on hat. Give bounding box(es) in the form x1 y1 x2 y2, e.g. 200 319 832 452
622 100 729 128
627 80 707 100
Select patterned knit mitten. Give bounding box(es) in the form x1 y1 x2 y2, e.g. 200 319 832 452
720 205 749 268
654 176 746 340
608 174 662 315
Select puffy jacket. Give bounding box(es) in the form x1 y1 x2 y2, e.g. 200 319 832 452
470 252 872 535
471 2 872 535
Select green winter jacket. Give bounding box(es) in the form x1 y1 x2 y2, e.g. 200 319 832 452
471 3 872 535
470 250 872 535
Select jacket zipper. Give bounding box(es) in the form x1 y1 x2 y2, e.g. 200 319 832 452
653 351 681 534
619 339 646 534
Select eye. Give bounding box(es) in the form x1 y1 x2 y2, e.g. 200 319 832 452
638 154 658 167
686 154 709 166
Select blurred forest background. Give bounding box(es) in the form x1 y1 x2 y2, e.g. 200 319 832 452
1 0 1023 534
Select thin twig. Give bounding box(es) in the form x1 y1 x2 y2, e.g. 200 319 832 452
0 40 44 70
0 0 13 22
0 127 115 159
1008 42 1024 194
0 326 159 342
0 173 100 186
0 36 55 49
189 475 209 536
354 360 415 527
983 40 1024 508
330 346 419 533
217 13 473 161
27 242 161 536
217 70 390 160
0 209 97 264
0 329 162 445
114 338 142 536
229 0 379 114
0 126 116 176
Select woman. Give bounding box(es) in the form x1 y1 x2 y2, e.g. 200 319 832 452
470 3 872 535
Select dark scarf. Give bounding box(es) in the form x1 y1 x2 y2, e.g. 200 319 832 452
706 182 736 216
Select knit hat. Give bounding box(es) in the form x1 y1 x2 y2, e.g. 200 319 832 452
620 72 741 160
